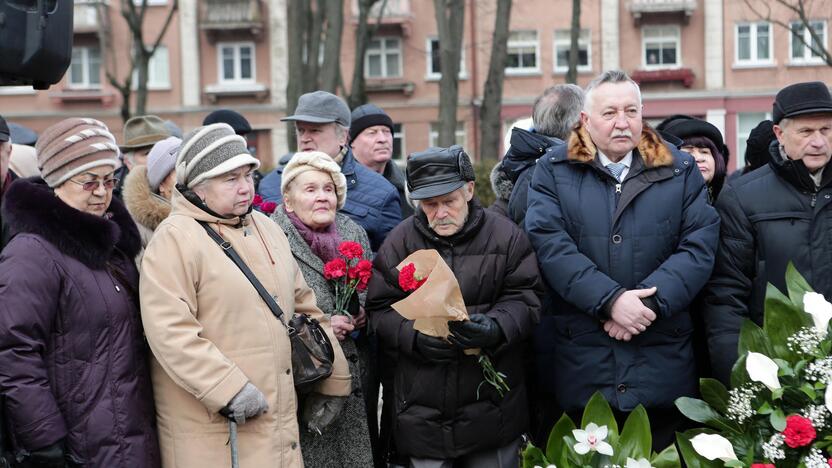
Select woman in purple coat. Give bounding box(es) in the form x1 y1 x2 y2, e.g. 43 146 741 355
0 118 160 468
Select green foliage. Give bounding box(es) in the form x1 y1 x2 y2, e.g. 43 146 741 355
473 158 498 208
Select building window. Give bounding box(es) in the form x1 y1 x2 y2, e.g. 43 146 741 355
218 42 255 84
736 112 771 168
429 123 466 148
426 38 467 80
506 30 539 74
642 25 680 68
392 123 405 160
133 45 170 89
69 46 101 89
790 20 827 63
554 29 591 73
366 37 402 78
735 22 772 65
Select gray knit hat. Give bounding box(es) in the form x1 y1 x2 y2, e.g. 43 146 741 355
176 123 260 188
147 136 181 191
36 117 121 188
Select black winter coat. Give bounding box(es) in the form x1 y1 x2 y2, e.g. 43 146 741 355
702 143 832 384
503 128 564 226
366 201 542 459
525 123 719 412
0 178 160 467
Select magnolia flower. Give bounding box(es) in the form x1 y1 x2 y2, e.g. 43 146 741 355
805 292 832 337
746 352 781 391
690 433 738 461
625 457 653 468
573 423 614 456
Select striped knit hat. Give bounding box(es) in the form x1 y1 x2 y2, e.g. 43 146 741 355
36 118 121 188
176 123 260 189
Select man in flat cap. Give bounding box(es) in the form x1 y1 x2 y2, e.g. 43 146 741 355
115 115 172 199
703 81 832 384
366 145 542 467
259 91 401 251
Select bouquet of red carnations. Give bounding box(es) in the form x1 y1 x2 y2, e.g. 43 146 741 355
323 241 372 318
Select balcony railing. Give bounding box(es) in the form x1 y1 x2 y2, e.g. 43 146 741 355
74 1 106 33
628 0 696 23
351 0 413 35
201 0 264 36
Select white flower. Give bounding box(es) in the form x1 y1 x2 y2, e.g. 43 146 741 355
573 423 614 456
625 458 653 468
826 384 832 415
762 433 786 461
805 292 832 337
533 466 556 468
746 352 781 390
690 433 738 461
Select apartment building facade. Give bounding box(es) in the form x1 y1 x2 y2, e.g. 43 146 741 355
0 0 830 170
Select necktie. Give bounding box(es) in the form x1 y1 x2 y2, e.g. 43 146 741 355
607 162 626 182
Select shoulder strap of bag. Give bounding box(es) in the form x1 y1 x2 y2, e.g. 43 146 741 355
197 220 288 329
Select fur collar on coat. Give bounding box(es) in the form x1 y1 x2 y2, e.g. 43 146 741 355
1 177 141 269
567 121 674 168
122 165 172 233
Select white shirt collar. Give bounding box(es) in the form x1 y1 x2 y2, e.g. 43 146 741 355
598 150 633 168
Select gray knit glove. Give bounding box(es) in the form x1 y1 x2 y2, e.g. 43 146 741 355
302 394 347 435
225 382 269 425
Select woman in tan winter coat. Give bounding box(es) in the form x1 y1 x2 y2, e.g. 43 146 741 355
140 123 351 468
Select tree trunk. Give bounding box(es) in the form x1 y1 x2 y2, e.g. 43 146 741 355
433 0 465 148
566 0 581 84
478 0 512 161
319 0 344 93
134 49 151 117
286 0 309 151
305 1 325 90
347 0 381 109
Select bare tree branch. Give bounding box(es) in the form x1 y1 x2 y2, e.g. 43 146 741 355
743 0 832 66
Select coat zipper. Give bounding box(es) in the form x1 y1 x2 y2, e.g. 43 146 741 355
811 191 818 208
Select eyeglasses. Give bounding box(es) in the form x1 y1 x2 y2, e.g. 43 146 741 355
67 177 119 191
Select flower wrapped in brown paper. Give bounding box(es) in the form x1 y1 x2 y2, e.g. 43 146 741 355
391 249 468 339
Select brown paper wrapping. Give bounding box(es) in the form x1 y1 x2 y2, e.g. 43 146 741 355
391 249 469 339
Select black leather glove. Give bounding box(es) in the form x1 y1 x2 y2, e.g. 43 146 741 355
448 315 503 349
414 333 457 363
21 440 66 468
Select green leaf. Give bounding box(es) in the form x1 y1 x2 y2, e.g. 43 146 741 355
522 444 549 468
675 397 742 434
764 284 810 361
738 320 775 357
651 443 682 468
614 405 652 464
675 429 723 468
581 391 619 441
785 262 814 310
730 354 749 389
770 408 787 431
800 383 818 400
757 401 773 415
546 413 576 464
699 378 730 414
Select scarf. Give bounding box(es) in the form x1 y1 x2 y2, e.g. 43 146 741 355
284 206 342 263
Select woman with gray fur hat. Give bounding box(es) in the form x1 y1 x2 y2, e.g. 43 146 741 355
139 123 351 468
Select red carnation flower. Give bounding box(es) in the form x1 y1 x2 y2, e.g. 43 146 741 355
783 415 816 448
338 241 364 260
259 201 277 214
252 194 263 206
751 464 776 468
323 258 347 280
398 263 426 292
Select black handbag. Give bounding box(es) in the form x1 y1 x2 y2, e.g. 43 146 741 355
198 221 334 393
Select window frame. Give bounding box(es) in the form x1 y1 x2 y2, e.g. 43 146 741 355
736 111 772 168
789 20 827 64
734 22 774 66
365 36 403 79
553 28 592 73
217 41 257 85
132 45 171 90
392 123 405 161
68 46 102 89
429 122 466 148
506 30 541 76
425 37 468 80
641 25 681 70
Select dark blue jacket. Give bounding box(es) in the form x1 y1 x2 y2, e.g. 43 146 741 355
258 147 401 251
525 124 719 412
502 128 564 225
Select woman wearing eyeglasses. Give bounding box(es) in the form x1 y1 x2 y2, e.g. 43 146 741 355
0 118 160 467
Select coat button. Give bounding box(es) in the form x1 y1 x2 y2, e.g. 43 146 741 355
683 160 689 165
825 194 831 199
617 384 627 393
285 368 291 375
291 442 298 450
74 392 85 403
612 234 622 244
674 169 680 174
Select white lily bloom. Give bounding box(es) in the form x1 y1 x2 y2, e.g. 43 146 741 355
804 292 832 337
572 423 614 456
625 457 653 468
746 352 781 390
690 433 738 461
825 385 832 414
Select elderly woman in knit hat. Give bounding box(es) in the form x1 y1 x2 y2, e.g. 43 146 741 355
0 118 160 467
657 114 730 202
139 124 351 468
271 151 374 467
122 136 181 264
